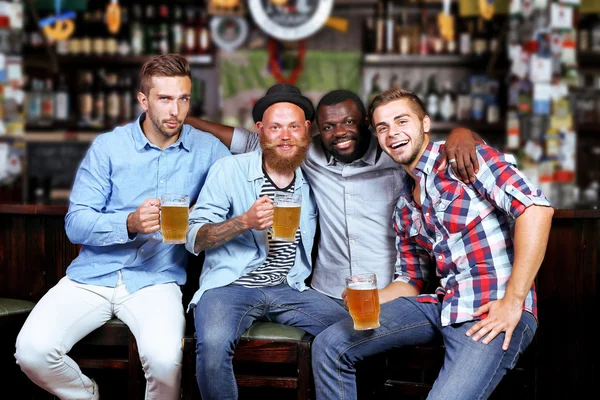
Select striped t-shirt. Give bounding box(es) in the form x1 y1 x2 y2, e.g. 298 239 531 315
233 171 301 287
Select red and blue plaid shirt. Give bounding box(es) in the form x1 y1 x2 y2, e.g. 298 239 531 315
393 141 552 326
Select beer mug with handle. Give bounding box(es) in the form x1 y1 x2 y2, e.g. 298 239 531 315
160 193 189 244
271 192 302 242
345 273 381 330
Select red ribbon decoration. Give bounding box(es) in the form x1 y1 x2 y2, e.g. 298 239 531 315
267 38 306 85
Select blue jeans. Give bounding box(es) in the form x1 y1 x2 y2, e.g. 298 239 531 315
312 296 538 400
193 283 348 400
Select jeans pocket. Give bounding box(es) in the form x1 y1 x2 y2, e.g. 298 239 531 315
509 314 536 369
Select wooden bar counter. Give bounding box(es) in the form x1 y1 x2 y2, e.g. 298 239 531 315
0 204 598 399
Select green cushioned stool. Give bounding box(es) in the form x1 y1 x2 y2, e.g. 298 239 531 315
0 298 35 326
181 322 314 400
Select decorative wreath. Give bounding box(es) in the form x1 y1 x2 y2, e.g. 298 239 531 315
267 38 306 85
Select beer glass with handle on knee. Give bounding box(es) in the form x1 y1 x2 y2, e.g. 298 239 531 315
272 192 302 242
160 193 189 244
345 273 381 330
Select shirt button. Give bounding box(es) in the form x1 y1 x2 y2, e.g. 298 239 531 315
438 255 443 260
447 290 452 294
425 212 430 217
152 235 157 239
140 249 145 253
351 239 356 244
160 180 164 184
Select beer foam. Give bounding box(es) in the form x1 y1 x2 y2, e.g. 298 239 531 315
347 282 374 290
162 204 188 207
276 203 301 208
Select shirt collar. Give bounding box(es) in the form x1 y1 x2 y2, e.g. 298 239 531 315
413 140 442 176
325 134 379 167
133 113 191 152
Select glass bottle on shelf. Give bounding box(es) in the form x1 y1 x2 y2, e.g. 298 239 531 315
106 73 120 127
419 8 429 55
197 11 212 55
459 18 473 56
78 71 93 127
375 0 385 54
120 75 133 123
426 75 440 121
26 78 42 126
171 5 185 54
367 73 382 107
54 74 70 123
185 7 196 54
40 79 54 127
473 18 488 57
385 2 394 53
397 9 410 55
439 81 456 122
145 4 157 54
92 70 106 129
158 4 169 54
456 79 472 121
130 4 144 55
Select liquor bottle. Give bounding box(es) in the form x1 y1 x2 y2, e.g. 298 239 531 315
26 79 42 126
430 14 443 54
145 4 157 54
105 73 120 127
389 74 400 90
471 76 485 122
439 81 456 122
171 6 185 54
92 70 106 128
419 8 429 55
385 2 395 53
120 75 133 123
592 14 600 53
456 79 472 121
158 4 169 54
54 74 70 123
375 0 385 53
368 73 382 107
185 7 196 54
459 18 473 56
473 18 488 57
197 11 212 54
488 17 499 54
130 4 144 55
397 9 411 55
40 79 54 127
413 80 426 103
78 71 93 127
579 15 590 52
426 75 440 121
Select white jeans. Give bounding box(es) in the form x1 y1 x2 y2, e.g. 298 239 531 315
15 275 185 400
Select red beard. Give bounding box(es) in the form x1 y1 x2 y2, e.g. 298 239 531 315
260 135 311 174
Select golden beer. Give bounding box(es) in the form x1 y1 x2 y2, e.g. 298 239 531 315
272 204 301 241
161 205 188 243
346 274 381 330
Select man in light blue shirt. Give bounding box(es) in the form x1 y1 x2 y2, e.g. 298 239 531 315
15 54 230 400
186 84 348 400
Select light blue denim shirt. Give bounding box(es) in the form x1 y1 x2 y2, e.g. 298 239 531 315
186 150 318 309
65 114 231 293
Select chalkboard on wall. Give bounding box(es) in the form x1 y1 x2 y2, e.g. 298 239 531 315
27 142 90 190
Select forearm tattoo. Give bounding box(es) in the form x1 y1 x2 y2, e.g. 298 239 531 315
194 217 246 253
